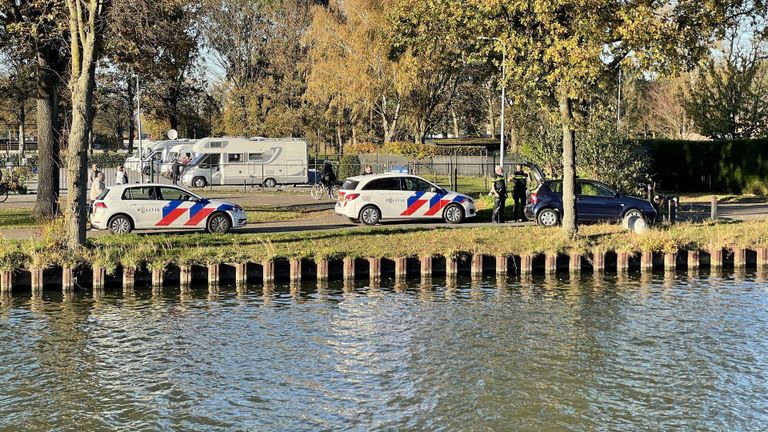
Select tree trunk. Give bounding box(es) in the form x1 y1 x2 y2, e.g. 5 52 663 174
32 48 60 221
127 77 135 153
18 107 26 157
559 86 578 237
169 113 178 131
451 106 460 138
510 127 519 155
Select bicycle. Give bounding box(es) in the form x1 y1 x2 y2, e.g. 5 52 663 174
310 181 340 200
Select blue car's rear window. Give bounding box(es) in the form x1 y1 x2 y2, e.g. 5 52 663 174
547 181 562 193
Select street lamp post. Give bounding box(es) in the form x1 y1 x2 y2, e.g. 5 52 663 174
135 74 144 184
479 37 507 168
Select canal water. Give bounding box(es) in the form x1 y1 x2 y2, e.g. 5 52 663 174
1 272 767 431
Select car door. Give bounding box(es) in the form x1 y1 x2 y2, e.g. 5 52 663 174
577 181 622 222
400 176 445 219
361 177 403 218
122 186 165 229
156 186 198 228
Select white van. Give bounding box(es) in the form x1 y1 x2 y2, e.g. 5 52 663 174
180 137 308 188
159 143 196 178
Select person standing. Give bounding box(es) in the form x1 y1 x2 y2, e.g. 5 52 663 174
115 165 128 185
88 163 100 186
362 165 373 175
511 164 528 221
90 171 105 201
320 161 336 199
172 158 180 185
490 166 507 223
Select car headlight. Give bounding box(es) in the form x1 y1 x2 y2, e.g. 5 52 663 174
233 205 245 213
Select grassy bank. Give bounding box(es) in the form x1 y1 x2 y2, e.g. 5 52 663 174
2 219 768 272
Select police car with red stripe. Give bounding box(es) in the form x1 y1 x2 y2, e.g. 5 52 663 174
91 184 248 234
335 173 476 225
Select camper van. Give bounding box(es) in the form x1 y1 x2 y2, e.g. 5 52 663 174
180 137 308 188
124 139 195 175
159 143 196 178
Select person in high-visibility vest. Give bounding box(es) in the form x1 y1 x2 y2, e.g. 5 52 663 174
510 165 528 222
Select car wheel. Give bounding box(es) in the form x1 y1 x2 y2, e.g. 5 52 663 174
192 177 207 188
537 208 559 227
359 205 381 226
207 212 232 234
443 203 464 224
108 214 133 234
264 178 277 188
622 209 646 230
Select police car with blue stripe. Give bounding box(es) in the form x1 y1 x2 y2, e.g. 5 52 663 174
91 184 248 234
335 173 476 225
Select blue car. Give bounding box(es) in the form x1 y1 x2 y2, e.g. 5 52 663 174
525 179 657 227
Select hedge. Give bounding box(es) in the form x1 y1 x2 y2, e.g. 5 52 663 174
645 139 768 193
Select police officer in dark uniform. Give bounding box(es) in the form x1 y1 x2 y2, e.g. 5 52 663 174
511 164 528 221
490 166 507 223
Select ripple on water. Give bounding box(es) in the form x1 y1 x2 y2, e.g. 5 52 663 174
0 273 767 431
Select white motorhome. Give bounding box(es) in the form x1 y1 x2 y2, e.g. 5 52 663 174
159 143 196 178
180 137 308 188
124 139 195 175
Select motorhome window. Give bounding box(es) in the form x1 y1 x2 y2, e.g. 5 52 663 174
228 153 243 163
209 141 223 148
248 153 263 162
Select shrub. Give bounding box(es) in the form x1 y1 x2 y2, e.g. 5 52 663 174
338 154 361 180
345 142 380 154
742 177 768 196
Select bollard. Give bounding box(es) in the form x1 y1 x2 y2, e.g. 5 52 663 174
569 253 582 274
616 252 629 272
289 259 302 282
640 251 653 272
709 248 723 268
757 247 768 268
0 270 13 292
687 250 700 270
420 256 433 277
710 196 718 221
93 267 106 290
471 255 483 278
316 259 329 280
123 266 136 289
263 260 275 283
343 257 355 280
592 253 605 272
208 264 220 286
30 268 44 293
394 257 408 280
496 255 508 275
520 255 533 275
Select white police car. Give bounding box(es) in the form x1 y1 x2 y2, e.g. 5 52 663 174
335 173 476 225
90 184 248 234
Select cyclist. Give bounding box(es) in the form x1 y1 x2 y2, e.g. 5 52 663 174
320 161 336 199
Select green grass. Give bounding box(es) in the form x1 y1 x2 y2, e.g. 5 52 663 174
4 218 768 271
0 209 37 229
245 207 330 224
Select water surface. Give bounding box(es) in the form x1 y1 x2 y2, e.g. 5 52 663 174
1 272 767 431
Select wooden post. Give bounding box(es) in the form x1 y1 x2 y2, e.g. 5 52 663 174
420 256 433 277
368 257 381 280
710 196 717 221
343 257 355 280
733 248 747 268
232 263 247 285
496 255 508 275
545 254 557 274
316 259 329 280
592 252 605 272
640 251 653 272
263 260 275 283
471 255 483 277
395 257 408 279
520 255 533 275
93 267 106 290
685 250 699 270
152 268 164 288
123 266 135 289
757 247 768 268
664 253 676 271
208 264 220 286
30 268 43 292
62 267 74 290
180 265 192 287
0 270 13 292
616 252 629 272
289 259 302 281
445 256 458 277
569 253 581 274
709 248 723 268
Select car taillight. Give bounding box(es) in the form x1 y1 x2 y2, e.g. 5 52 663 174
530 193 538 204
345 193 360 201
94 202 107 210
